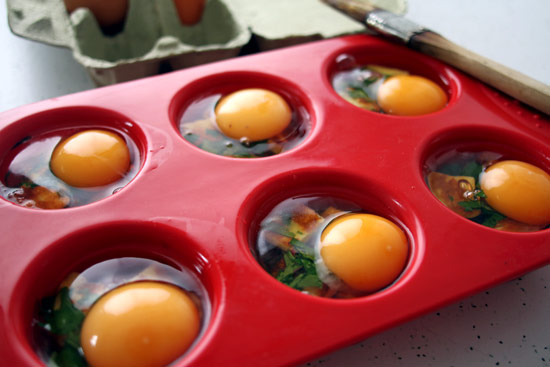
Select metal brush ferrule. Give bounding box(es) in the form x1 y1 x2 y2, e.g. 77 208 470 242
366 9 429 44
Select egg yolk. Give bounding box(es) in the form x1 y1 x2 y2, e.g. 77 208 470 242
377 75 448 116
50 130 131 187
480 160 550 226
80 281 200 367
320 214 408 293
214 88 292 142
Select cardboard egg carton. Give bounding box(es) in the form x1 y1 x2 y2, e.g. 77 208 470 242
7 0 406 86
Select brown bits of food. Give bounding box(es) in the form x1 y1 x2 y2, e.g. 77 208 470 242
262 205 325 250
494 218 546 233
11 185 70 209
292 205 324 228
288 205 324 240
342 95 381 112
321 206 342 218
427 172 480 218
366 65 409 77
264 231 292 251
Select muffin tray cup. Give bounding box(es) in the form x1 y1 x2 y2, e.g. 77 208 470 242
0 34 549 366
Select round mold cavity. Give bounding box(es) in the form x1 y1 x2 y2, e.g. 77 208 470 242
9 220 219 367
238 168 420 300
324 42 458 116
421 125 550 232
0 106 146 209
169 71 313 159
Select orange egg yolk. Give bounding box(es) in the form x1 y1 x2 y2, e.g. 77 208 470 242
50 130 130 188
320 214 408 293
480 160 550 226
377 75 448 116
80 281 200 367
214 88 292 142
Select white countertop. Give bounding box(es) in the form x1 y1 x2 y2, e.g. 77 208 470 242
1 1 549 366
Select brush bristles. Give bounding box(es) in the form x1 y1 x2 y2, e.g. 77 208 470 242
321 0 376 22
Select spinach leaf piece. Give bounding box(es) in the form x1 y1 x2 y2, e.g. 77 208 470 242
347 86 373 101
474 190 487 198
362 76 379 87
261 222 295 238
288 273 323 289
482 212 506 228
458 190 507 228
51 345 87 367
276 252 302 283
289 238 314 256
51 288 85 336
458 200 481 212
462 161 483 179
276 251 322 291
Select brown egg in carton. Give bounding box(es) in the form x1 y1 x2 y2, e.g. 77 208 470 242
7 0 252 86
6 0 407 86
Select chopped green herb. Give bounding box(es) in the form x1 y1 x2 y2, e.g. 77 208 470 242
289 238 313 255
362 76 379 87
51 345 87 367
482 212 506 228
22 181 38 189
276 251 322 291
261 222 295 238
440 162 462 176
474 190 487 198
276 252 301 283
281 212 292 226
457 190 507 228
288 273 323 289
38 287 87 367
462 161 483 178
458 200 481 212
347 86 373 101
50 288 85 336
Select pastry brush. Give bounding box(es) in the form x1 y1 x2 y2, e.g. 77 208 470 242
322 0 550 115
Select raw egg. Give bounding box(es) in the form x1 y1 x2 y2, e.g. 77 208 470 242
173 0 206 25
50 129 131 187
377 75 448 116
63 0 128 28
81 281 200 367
320 213 408 292
32 258 208 367
214 88 292 142
480 160 550 226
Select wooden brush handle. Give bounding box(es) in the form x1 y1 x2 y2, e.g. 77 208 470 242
410 31 550 115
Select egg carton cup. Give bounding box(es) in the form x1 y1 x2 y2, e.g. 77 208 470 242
1 34 548 366
7 0 407 86
7 0 252 86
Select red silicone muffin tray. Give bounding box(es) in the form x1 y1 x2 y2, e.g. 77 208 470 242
0 34 549 366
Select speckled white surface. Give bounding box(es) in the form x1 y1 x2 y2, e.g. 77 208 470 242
1 1 549 366
305 268 549 366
